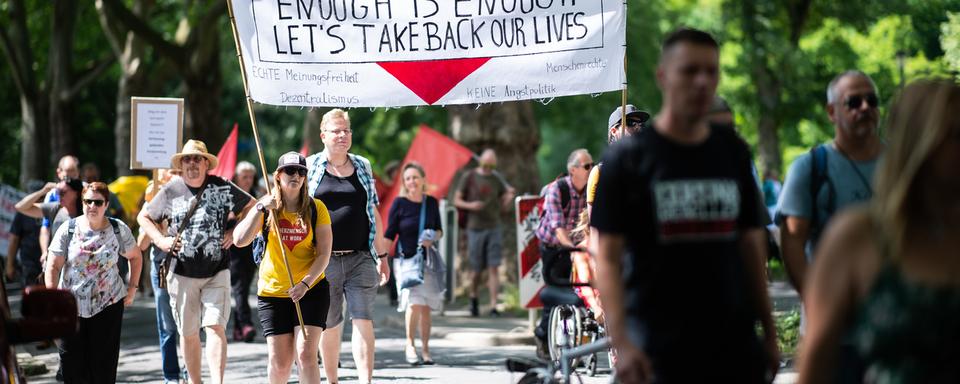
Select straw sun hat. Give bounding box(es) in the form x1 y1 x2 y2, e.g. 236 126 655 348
171 139 219 169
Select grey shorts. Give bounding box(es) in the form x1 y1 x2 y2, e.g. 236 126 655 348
325 251 380 328
468 227 503 271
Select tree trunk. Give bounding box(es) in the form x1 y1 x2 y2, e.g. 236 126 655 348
47 0 78 162
183 72 222 146
2 0 49 186
741 1 783 175
447 101 540 290
18 96 49 187
112 42 150 176
182 15 223 147
756 100 783 176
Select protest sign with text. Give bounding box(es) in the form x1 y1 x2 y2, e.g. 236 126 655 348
230 0 625 107
130 97 184 170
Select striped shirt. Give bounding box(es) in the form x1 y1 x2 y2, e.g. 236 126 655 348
306 150 379 260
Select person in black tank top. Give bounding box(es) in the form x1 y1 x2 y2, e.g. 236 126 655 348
315 171 369 251
305 109 389 384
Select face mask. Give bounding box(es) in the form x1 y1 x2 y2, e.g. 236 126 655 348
481 163 496 171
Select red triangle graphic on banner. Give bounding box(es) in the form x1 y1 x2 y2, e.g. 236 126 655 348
378 58 491 105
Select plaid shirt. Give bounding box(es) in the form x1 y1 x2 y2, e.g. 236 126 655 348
306 150 380 260
536 176 587 247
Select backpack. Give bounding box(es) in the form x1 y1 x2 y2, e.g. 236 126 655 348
65 217 126 255
252 202 318 265
808 144 836 242
539 176 572 222
63 218 127 277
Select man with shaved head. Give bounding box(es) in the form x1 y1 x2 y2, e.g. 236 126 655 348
591 28 778 383
454 148 515 317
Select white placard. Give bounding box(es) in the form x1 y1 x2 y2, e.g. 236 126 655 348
229 0 626 107
130 97 184 170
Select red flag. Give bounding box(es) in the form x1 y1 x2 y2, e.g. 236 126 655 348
299 141 309 158
210 123 239 180
379 125 474 226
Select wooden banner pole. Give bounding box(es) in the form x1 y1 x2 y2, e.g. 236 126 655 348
225 0 307 339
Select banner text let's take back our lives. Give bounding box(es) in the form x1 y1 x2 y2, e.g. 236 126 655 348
231 0 625 107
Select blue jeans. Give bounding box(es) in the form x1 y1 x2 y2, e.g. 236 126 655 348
151 260 180 381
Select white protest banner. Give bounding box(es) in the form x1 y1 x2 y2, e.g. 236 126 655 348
0 184 26 258
130 97 184 170
229 0 625 107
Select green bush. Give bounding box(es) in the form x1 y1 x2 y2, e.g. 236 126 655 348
776 310 801 357
768 258 788 282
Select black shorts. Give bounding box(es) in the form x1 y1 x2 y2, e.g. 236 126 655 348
258 279 330 337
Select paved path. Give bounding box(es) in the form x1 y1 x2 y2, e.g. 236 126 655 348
10 282 799 383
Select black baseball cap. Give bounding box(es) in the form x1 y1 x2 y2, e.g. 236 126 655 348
608 104 651 128
276 151 307 171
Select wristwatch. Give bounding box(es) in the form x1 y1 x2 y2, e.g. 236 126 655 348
256 202 266 214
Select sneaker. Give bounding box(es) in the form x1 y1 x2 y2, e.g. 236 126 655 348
490 309 501 317
470 298 479 317
241 325 256 343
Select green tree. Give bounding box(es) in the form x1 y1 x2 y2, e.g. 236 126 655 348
942 12 960 77
0 0 114 186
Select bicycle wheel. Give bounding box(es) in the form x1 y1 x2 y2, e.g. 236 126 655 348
549 305 586 368
547 306 565 363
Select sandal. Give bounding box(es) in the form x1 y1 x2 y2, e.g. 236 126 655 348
405 345 421 366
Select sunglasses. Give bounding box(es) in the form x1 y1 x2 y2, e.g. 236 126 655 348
280 167 307 177
581 162 594 171
83 199 105 207
181 155 206 164
844 93 879 110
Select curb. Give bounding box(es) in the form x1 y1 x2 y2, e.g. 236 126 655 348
443 331 535 347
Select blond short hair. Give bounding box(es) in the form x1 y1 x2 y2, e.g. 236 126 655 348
321 109 351 130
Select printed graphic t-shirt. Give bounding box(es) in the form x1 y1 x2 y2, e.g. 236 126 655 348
48 218 137 318
590 124 763 354
145 176 252 278
258 199 332 297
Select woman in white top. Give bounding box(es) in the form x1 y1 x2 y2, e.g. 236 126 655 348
47 182 142 383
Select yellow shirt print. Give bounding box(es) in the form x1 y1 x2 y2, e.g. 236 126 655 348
257 199 332 297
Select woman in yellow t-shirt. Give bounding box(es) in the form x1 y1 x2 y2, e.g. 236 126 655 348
234 152 332 384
